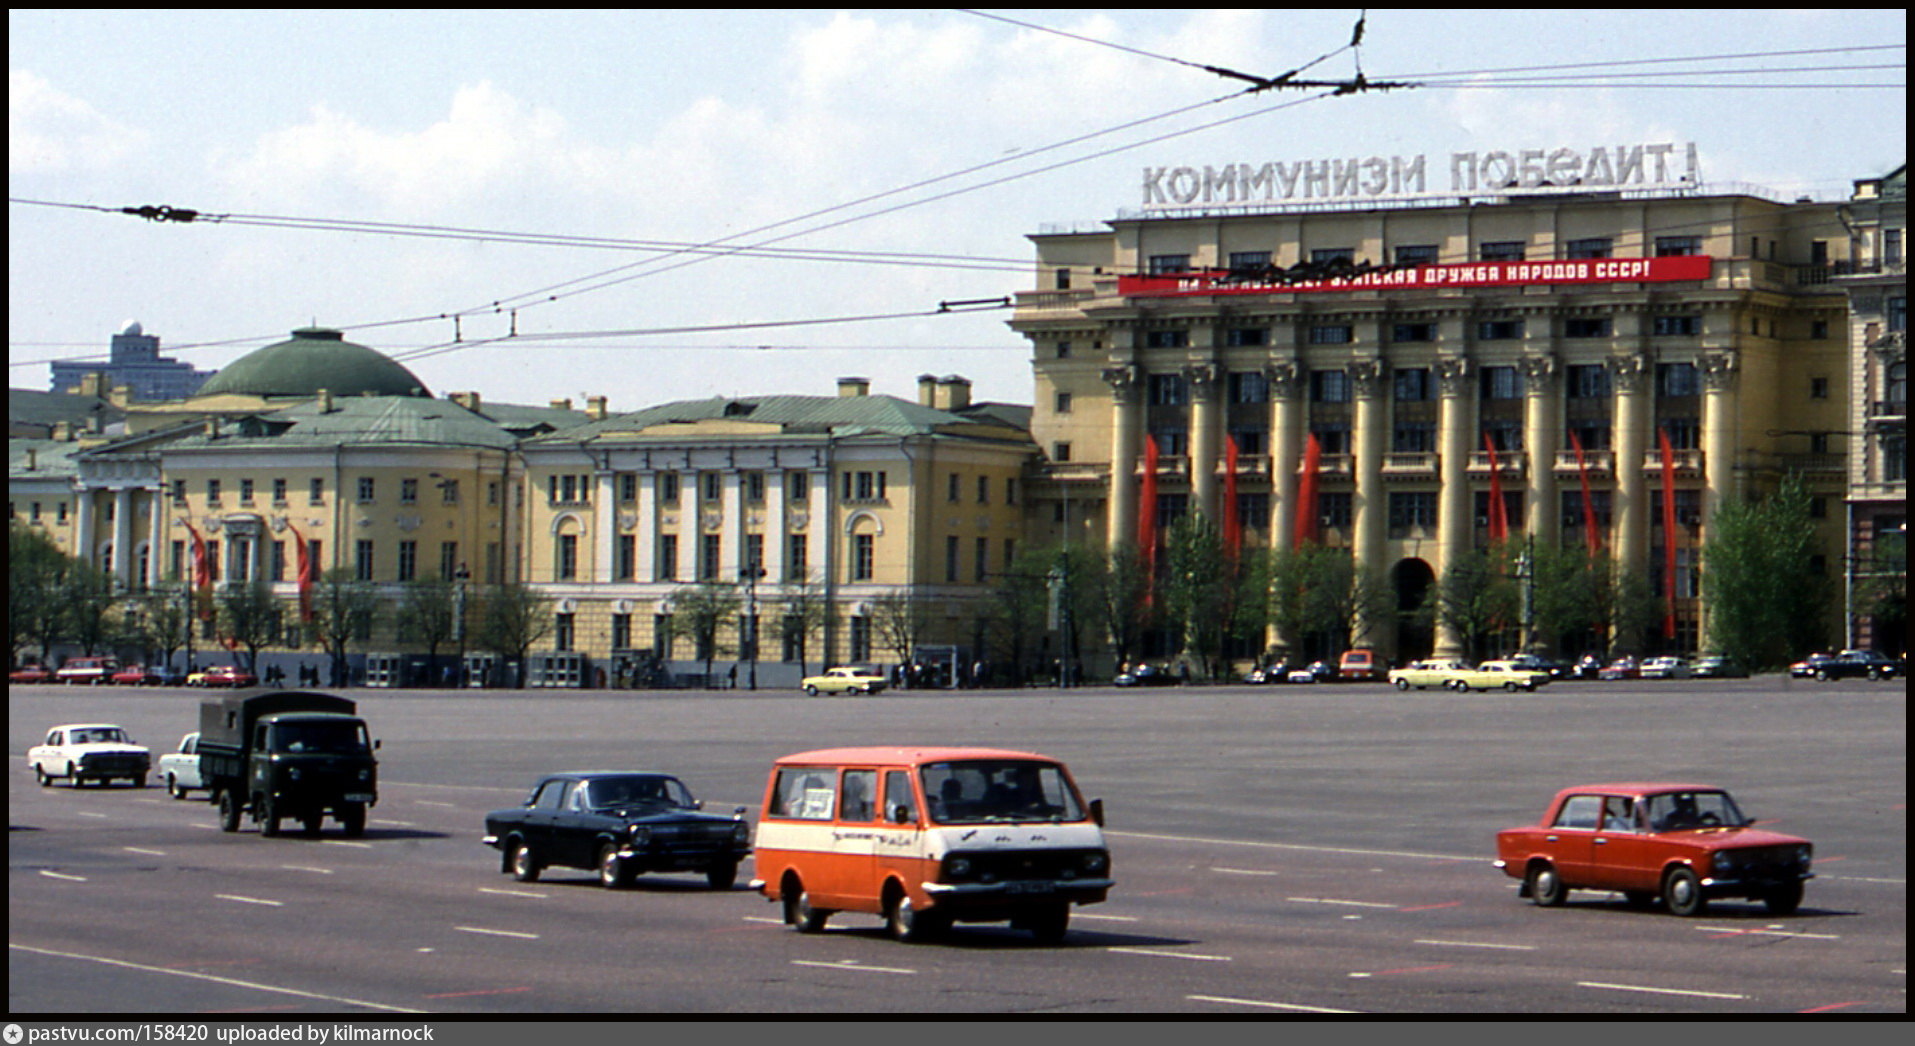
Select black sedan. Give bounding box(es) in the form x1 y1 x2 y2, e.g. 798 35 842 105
483 771 752 889
1805 650 1902 681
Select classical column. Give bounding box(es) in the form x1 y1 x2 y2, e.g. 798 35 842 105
1350 360 1388 648
1433 356 1474 658
677 468 699 581
1699 350 1739 519
1186 361 1223 519
763 467 787 584
1521 354 1561 548
1609 352 1653 642
636 473 658 583
147 488 166 588
1103 364 1145 553
1267 360 1303 541
594 471 618 583
113 488 136 589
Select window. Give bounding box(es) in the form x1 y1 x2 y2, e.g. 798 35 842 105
701 472 722 502
1055 341 1072 359
1144 329 1188 349
357 477 375 502
1228 426 1266 454
1810 376 1830 400
744 533 764 576
1655 235 1703 257
206 479 221 504
1147 373 1187 405
1565 317 1612 338
1227 250 1271 270
441 542 460 581
1478 319 1524 341
1224 327 1268 347
1480 366 1521 400
849 617 871 662
1653 315 1701 336
1310 247 1354 265
1150 427 1187 456
1565 237 1613 259
1310 370 1351 403
1480 241 1526 262
556 534 578 580
945 535 960 582
398 540 418 582
1567 364 1610 400
656 534 678 581
786 533 808 581
975 537 989 582
700 534 721 581
840 769 877 823
355 540 374 581
976 475 989 505
611 614 631 651
400 478 418 504
744 471 765 503
660 473 681 502
1054 391 1072 414
1394 244 1439 266
239 478 254 505
554 614 574 653
844 470 887 502
1393 422 1436 453
787 471 810 502
1658 363 1701 398
1147 253 1191 275
1319 492 1352 528
1308 324 1352 345
852 534 874 581
1228 370 1268 404
1052 441 1072 462
1054 267 1071 291
946 473 961 503
441 479 460 505
1394 368 1432 402
1392 323 1436 343
618 474 638 502
271 478 287 504
1389 491 1438 530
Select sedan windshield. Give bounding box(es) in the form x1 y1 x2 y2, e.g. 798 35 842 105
71 728 128 745
920 760 1084 825
584 775 694 810
1645 790 1747 831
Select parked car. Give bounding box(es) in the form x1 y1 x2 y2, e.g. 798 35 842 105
28 723 151 788
1286 660 1335 684
1597 657 1640 681
1496 783 1813 916
109 664 164 686
1805 649 1902 681
187 664 257 688
1337 648 1384 682
1572 654 1606 679
1114 663 1181 687
1640 656 1692 680
55 656 121 685
1691 655 1750 679
484 771 751 889
1387 659 1471 691
10 663 55 684
1450 660 1551 692
1789 653 1835 678
1500 653 1575 680
158 732 208 799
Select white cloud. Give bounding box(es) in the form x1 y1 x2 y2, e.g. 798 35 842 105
9 69 146 173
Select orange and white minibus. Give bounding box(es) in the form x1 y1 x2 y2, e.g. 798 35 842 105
753 746 1112 943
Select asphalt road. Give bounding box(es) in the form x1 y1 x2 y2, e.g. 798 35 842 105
8 676 1905 1015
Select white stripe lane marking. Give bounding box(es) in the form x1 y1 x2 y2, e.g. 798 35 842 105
9 943 420 1013
321 840 373 849
38 871 88 882
1188 994 1358 1014
455 926 539 940
791 959 916 976
1697 925 1840 940
75 812 109 819
414 800 458 807
123 847 167 856
1578 981 1747 1000
1287 896 1399 909
280 866 334 875
217 894 284 907
742 916 786 925
1211 867 1280 876
1414 939 1539 951
1112 829 1481 863
1073 912 1140 922
1107 947 1232 962
478 887 547 899
371 819 414 827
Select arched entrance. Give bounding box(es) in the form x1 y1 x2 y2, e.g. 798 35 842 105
1392 558 1437 662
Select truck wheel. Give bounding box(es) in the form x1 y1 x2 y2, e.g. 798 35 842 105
705 859 739 890
339 803 367 838
1663 866 1707 917
258 794 281 837
301 813 324 836
218 790 242 833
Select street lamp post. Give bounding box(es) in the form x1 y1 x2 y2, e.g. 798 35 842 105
741 566 765 690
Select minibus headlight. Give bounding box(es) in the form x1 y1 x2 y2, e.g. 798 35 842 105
946 857 972 878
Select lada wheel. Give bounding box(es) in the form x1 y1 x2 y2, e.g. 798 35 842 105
1763 882 1804 916
35 765 51 787
1662 866 1707 917
803 685 819 696
598 844 635 889
166 774 185 799
706 860 739 890
509 840 541 882
1394 678 1410 691
1526 862 1567 907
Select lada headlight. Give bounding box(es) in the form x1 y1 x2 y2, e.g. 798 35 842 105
731 822 750 845
1083 852 1108 874
1795 845 1813 869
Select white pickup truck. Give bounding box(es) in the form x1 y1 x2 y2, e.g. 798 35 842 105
158 732 208 799
28 723 151 788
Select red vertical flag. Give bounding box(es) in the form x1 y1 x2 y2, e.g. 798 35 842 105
1138 434 1160 564
289 524 315 622
1569 430 1601 555
185 521 214 620
1660 428 1679 639
1293 434 1322 549
1483 433 1509 544
1222 434 1242 563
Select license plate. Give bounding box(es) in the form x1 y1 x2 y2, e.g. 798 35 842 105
1005 881 1054 895
343 794 374 803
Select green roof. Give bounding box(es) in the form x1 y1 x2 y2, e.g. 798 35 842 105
542 393 1030 444
165 396 519 451
195 328 430 399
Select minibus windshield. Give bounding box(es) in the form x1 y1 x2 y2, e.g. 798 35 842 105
920 760 1084 824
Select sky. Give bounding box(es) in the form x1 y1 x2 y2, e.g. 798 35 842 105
9 10 1907 412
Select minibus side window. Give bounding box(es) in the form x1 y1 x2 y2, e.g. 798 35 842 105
770 768 837 821
883 770 918 824
840 769 877 823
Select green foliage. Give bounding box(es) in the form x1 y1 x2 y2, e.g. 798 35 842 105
1434 546 1519 662
1702 475 1833 669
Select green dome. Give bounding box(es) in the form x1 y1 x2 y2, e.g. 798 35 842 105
197 328 430 399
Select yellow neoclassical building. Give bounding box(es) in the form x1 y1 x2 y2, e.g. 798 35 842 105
1012 184 1854 661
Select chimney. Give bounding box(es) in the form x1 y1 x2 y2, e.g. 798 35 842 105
51 422 71 443
586 396 608 421
917 374 939 406
550 397 573 411
837 377 870 398
449 391 481 412
78 373 105 398
317 388 334 414
936 375 972 411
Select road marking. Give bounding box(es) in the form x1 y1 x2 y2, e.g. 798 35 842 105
1112 830 1481 863
478 887 547 899
123 847 167 857
1107 947 1232 962
423 987 534 999
217 894 285 908
38 870 87 883
414 800 458 808
1698 925 1840 941
742 916 786 925
1073 912 1140 922
1211 867 1280 876
280 866 333 875
1287 897 1399 909
1579 981 1747 1000
321 840 373 849
1350 964 1453 978
10 943 420 1013
372 819 415 827
1397 901 1464 912
791 959 917 975
455 926 539 940
76 811 109 819
1414 939 1538 951
1798 1002 1867 1013
1188 994 1358 1014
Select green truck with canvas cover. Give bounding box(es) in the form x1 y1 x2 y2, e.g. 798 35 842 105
198 690 379 837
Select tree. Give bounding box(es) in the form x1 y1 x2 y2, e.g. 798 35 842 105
474 582 554 688
1161 515 1230 678
216 579 282 673
310 568 380 687
670 581 739 686
983 544 1052 685
1433 546 1519 662
1703 475 1833 669
58 558 118 657
1083 543 1150 674
131 580 194 675
868 591 930 681
1269 546 1391 660
397 577 458 682
775 575 831 678
11 520 69 663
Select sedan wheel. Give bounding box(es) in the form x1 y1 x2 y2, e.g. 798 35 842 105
1527 863 1567 907
1662 866 1707 916
509 840 542 882
166 774 185 800
706 860 739 890
1763 882 1804 916
598 844 634 889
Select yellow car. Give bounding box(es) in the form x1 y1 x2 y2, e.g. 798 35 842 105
1387 659 1471 691
1451 660 1551 692
800 666 888 696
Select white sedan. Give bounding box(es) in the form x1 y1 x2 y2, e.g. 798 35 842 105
28 723 151 788
1641 656 1692 679
159 732 208 799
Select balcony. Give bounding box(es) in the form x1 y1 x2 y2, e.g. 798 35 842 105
1382 452 1439 477
1553 448 1614 475
1465 451 1526 477
1642 448 1704 474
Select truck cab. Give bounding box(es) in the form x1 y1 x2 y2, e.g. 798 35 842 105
199 691 379 837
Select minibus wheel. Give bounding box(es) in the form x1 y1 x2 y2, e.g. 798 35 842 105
784 876 828 932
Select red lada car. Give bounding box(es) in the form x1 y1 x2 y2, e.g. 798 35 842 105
1495 783 1812 917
